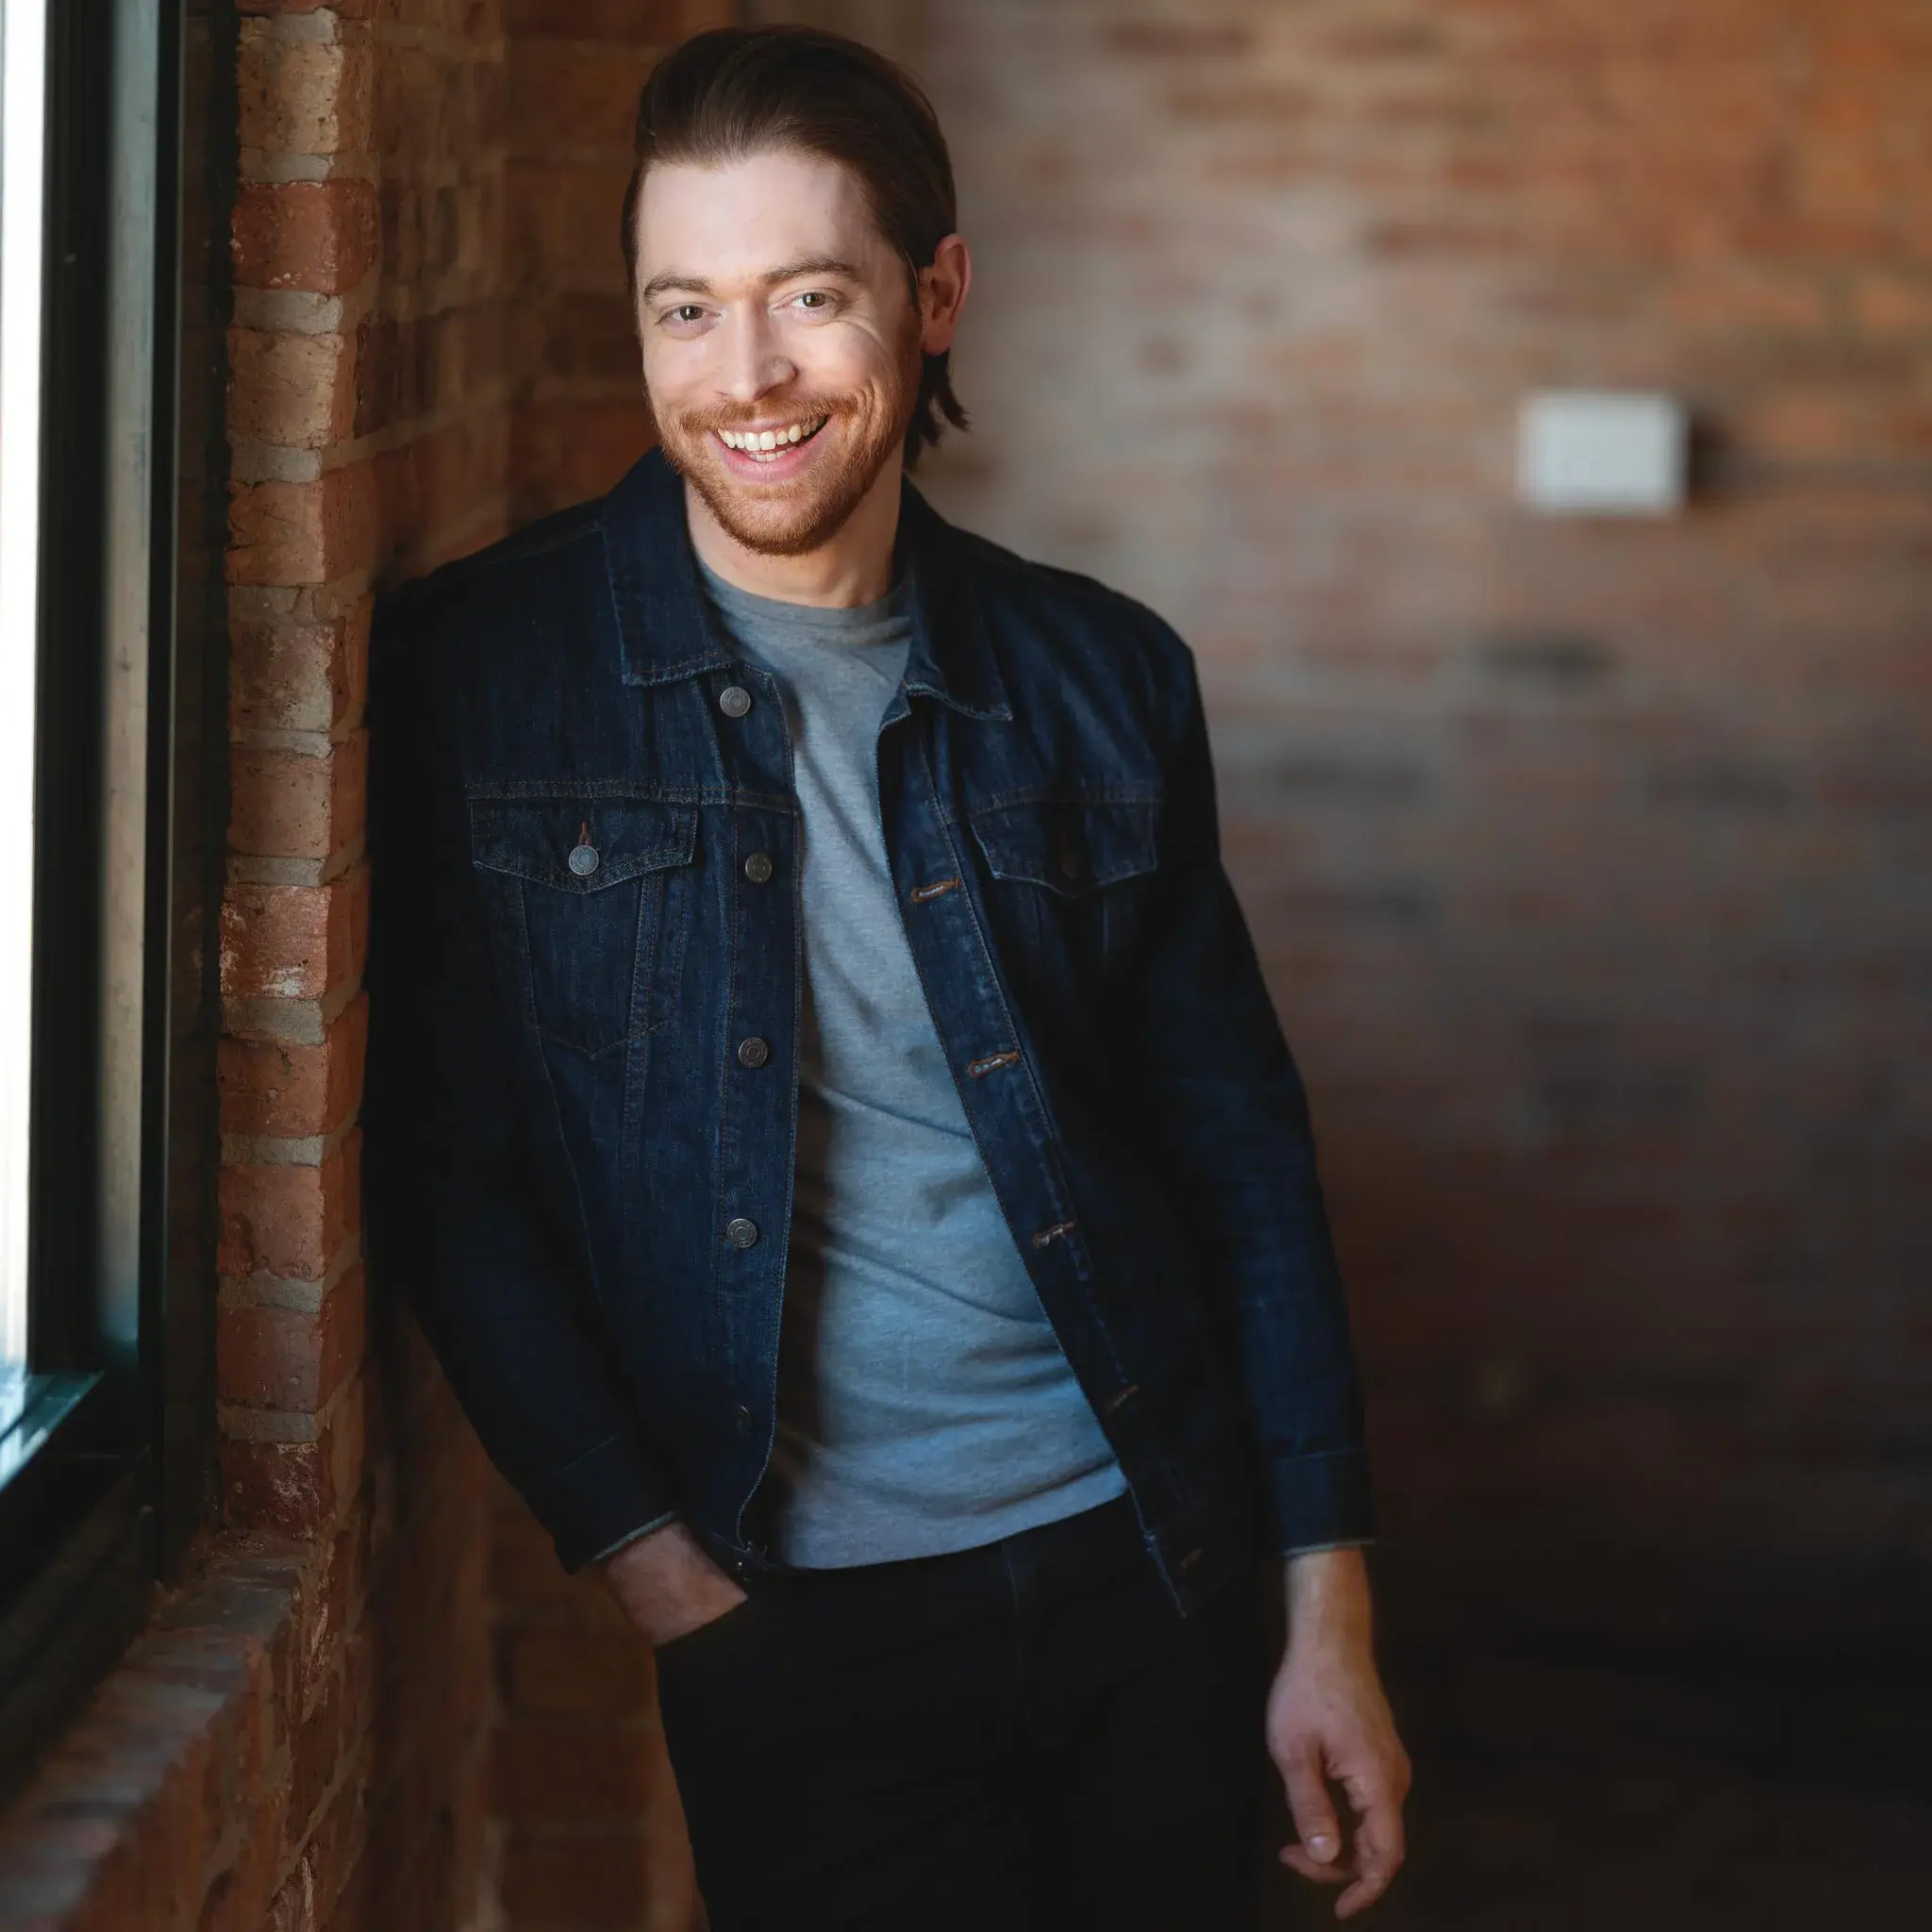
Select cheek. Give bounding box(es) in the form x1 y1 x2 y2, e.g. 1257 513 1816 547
640 338 708 405
796 324 900 397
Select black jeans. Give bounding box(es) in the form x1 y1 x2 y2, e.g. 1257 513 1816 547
654 1494 1268 1931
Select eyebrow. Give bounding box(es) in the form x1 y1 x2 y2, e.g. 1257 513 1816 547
640 255 866 303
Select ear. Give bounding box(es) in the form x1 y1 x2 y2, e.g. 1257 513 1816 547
918 234 973 357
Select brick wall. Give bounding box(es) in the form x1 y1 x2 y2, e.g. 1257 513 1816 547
778 0 1932 1617
503 0 730 530
0 5 713 1928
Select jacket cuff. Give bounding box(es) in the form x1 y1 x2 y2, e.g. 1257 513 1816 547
525 1433 682 1573
1263 1448 1377 1555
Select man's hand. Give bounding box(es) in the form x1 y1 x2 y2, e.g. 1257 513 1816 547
601 1519 748 1648
1267 1547 1410 1919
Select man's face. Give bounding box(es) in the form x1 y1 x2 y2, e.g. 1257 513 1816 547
632 148 925 558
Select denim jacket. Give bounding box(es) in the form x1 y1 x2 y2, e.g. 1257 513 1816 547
365 449 1373 1613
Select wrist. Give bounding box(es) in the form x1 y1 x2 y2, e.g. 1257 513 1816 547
601 1519 744 1644
1282 1544 1375 1657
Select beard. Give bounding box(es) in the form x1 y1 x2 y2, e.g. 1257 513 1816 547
652 337 921 558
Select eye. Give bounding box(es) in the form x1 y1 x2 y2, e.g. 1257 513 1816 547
795 290 832 311
672 304 705 324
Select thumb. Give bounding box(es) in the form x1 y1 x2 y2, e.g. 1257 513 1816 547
1279 1737 1341 1864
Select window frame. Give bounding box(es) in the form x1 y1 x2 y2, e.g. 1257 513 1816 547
0 0 225 1799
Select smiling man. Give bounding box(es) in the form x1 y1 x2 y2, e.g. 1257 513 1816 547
367 25 1407 1931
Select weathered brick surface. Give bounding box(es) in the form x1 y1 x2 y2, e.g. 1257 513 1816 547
219 1263 368 1413
217 1133 361 1283
230 734 368 862
219 871 370 1008
500 0 731 525
229 327 357 450
233 181 379 294
487 1475 700 1932
883 0 1932 1590
240 30 375 159
219 992 370 1141
228 466 380 587
2 1 522 1927
231 597 372 739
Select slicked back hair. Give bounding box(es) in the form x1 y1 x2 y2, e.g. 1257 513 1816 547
622 25 969 469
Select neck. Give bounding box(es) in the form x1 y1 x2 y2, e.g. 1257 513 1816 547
685 452 905 608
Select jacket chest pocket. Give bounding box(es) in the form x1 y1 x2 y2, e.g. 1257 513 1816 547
966 795 1160 980
469 796 698 1058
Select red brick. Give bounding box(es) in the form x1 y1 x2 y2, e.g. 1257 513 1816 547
229 463 379 587
233 181 379 294
229 328 357 450
490 1720 661 1824
508 399 652 521
240 33 374 158
219 866 370 1007
505 40 658 161
219 992 369 1141
218 1263 366 1412
505 0 704 36
498 1826 652 1922
230 732 368 862
217 1129 361 1282
498 1627 650 1716
220 1378 364 1537
231 598 371 738
1105 21 1255 58
240 0 375 15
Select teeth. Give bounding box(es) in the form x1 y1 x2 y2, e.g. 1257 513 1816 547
719 417 826 457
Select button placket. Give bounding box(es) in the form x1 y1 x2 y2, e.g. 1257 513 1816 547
886 759 1089 1290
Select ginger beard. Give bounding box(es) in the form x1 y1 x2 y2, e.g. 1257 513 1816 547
652 320 924 558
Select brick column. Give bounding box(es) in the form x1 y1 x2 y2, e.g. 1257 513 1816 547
220 0 506 1924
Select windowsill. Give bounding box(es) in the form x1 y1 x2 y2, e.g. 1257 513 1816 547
0 1370 97 1495
0 1537 313 1925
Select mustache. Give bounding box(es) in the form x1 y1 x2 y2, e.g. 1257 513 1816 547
674 394 853 435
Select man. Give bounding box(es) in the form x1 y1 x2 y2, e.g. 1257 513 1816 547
368 25 1408 1930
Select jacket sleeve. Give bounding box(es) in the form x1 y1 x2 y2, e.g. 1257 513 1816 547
1122 623 1375 1557
363 583 681 1570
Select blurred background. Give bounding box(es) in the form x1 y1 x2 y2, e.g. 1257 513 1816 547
749 2 1932 1924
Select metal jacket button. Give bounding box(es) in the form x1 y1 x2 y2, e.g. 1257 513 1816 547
567 841 600 877
736 1036 770 1069
724 1217 758 1248
742 851 774 884
718 683 753 719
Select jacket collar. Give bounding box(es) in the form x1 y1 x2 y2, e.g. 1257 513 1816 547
602 446 1012 723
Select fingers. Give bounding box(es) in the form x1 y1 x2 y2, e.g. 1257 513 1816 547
1333 1782 1407 1921
1279 1844 1351 1884
1277 1736 1343 1870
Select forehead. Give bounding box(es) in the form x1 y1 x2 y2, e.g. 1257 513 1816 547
633 149 889 283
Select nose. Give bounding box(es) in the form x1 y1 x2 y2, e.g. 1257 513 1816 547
716 303 795 407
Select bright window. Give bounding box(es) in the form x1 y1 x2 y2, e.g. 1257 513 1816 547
0 0 45 1386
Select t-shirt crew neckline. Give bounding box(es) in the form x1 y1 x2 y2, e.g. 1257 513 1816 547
694 554 908 641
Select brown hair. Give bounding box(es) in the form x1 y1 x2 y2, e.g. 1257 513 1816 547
621 25 969 468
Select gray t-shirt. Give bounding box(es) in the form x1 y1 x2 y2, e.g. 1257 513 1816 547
698 560 1124 1568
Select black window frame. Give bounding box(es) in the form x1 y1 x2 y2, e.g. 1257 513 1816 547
0 0 228 1800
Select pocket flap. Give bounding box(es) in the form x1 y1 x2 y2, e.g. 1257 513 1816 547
968 798 1158 897
469 797 697 891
